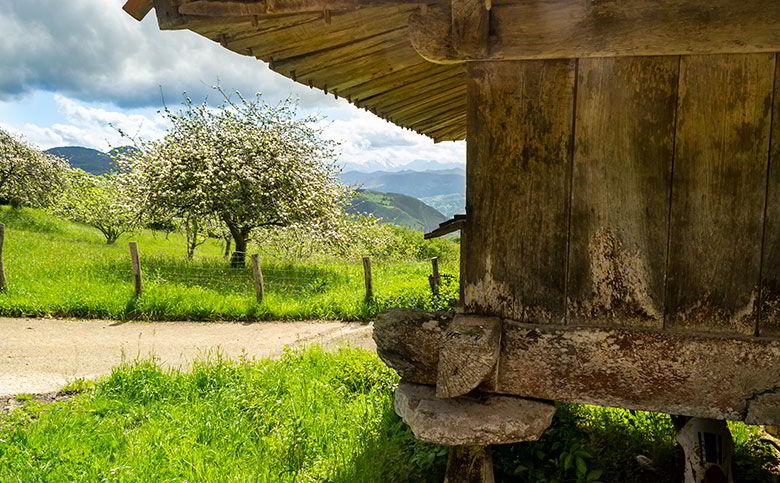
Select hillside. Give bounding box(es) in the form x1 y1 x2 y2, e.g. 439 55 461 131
338 168 465 218
347 190 447 232
45 146 139 175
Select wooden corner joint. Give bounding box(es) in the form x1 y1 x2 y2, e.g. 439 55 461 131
436 314 502 398
408 0 489 65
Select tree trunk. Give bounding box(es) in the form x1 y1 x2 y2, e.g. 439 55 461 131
231 237 248 268
223 236 232 259
224 220 252 268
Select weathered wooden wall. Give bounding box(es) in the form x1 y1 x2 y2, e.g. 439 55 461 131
465 53 780 337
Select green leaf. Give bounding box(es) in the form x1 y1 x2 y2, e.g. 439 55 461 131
587 469 603 481
576 456 587 475
513 464 528 475
564 453 574 470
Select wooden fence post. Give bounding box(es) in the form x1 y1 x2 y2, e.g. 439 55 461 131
363 256 373 300
129 241 143 297
0 224 6 291
429 256 440 295
251 254 265 303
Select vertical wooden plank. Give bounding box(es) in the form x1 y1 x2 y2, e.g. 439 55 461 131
465 60 575 323
129 241 143 297
0 224 7 291
759 54 780 337
362 256 373 300
567 56 679 328
251 254 265 304
666 53 775 335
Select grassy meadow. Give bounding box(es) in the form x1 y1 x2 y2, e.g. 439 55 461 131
0 347 777 482
0 206 459 321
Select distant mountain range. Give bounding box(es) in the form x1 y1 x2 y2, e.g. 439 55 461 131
348 190 447 232
337 168 465 218
341 159 464 173
45 146 138 175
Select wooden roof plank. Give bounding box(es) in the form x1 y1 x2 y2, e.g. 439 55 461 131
123 0 154 21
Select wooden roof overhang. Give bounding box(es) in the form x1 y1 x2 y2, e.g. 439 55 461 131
123 0 780 142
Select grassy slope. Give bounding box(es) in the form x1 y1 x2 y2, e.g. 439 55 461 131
348 190 447 232
0 348 776 482
0 207 458 321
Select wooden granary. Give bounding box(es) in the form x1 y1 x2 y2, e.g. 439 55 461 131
125 0 780 479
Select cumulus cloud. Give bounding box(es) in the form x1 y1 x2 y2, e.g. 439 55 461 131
320 110 465 170
0 0 336 110
1 95 168 150
0 0 465 168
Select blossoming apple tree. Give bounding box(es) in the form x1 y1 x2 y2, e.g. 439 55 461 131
0 129 68 209
125 92 349 266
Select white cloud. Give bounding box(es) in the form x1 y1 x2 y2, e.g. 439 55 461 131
0 0 337 110
1 95 168 151
320 110 465 170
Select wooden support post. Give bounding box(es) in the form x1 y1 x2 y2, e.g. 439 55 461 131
251 254 265 303
429 257 440 295
363 256 373 300
445 446 494 483
0 224 7 291
129 241 143 297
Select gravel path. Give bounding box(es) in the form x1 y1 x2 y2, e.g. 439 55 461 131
0 318 375 396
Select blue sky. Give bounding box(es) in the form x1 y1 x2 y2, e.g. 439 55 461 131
0 0 465 171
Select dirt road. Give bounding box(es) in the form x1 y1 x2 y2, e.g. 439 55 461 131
0 318 374 396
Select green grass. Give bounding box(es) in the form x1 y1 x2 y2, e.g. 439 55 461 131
0 207 459 321
0 348 776 482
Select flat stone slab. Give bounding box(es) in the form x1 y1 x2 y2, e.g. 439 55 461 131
394 382 556 446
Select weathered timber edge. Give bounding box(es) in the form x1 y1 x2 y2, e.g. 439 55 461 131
373 309 780 425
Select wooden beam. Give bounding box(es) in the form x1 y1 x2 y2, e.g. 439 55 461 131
408 0 780 63
123 0 154 20
374 309 780 425
450 0 489 58
154 0 189 30
408 6 459 65
424 215 466 239
179 1 268 16
179 0 410 16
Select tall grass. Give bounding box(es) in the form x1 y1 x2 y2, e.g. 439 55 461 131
0 347 443 482
0 348 776 482
0 207 459 321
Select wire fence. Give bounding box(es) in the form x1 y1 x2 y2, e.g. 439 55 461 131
134 243 456 304
0 221 457 308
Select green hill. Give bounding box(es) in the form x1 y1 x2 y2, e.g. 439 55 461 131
44 146 139 175
348 190 447 232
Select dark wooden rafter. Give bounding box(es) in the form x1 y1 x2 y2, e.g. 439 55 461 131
425 215 466 239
